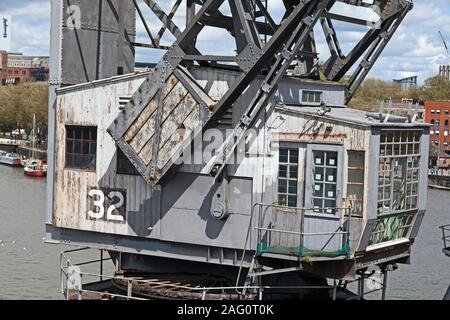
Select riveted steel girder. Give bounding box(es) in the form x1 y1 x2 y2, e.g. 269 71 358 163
104 0 413 185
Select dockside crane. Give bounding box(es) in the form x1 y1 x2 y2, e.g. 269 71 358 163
47 0 430 301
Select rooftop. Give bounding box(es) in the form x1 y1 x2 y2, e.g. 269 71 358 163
279 105 430 129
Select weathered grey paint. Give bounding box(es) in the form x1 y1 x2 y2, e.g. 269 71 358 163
47 0 64 224
368 129 381 221
304 144 344 251
49 68 429 269
60 0 136 85
44 1 432 286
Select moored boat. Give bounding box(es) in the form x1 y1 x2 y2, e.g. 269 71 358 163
21 158 40 168
24 160 47 177
23 114 48 177
0 151 22 166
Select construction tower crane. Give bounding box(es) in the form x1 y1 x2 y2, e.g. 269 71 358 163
439 30 450 57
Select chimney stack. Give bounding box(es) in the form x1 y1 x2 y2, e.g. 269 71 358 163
440 65 450 80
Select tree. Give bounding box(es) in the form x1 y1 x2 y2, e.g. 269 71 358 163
411 76 450 102
349 75 450 112
349 78 407 112
0 83 48 135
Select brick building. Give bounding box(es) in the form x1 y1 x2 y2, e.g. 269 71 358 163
425 101 450 166
0 51 49 85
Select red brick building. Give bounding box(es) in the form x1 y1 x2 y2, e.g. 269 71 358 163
0 51 49 85
425 101 450 163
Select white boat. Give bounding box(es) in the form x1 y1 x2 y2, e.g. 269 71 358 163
0 151 22 166
21 158 39 168
24 160 47 177
23 114 48 177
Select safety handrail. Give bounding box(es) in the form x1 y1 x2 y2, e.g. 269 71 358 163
235 203 352 291
439 224 450 250
60 248 341 300
253 204 352 259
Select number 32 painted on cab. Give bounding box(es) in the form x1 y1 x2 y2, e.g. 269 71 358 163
87 188 127 223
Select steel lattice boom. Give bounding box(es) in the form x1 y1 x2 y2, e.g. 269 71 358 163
102 0 413 185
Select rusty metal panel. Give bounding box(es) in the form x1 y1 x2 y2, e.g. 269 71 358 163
125 75 179 145
157 101 200 169
126 76 185 155
119 72 203 180
129 106 158 156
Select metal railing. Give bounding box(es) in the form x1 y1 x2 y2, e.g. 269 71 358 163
440 224 450 252
60 248 265 300
60 247 133 300
60 245 397 300
252 204 352 259
61 247 350 300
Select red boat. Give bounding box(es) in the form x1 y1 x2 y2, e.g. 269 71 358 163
24 160 47 178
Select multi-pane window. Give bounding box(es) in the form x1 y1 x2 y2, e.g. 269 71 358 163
65 126 97 171
278 149 299 207
347 151 365 217
117 149 140 175
312 151 338 214
369 212 416 246
302 90 323 104
378 131 421 215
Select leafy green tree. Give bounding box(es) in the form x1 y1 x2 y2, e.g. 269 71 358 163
0 83 48 135
411 76 450 102
349 75 450 112
349 78 406 112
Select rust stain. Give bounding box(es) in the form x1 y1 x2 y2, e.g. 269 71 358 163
178 124 186 144
276 132 347 142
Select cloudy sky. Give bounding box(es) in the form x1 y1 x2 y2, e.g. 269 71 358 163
1 0 450 84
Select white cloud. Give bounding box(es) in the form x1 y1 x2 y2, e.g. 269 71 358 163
1 0 449 84
0 0 50 55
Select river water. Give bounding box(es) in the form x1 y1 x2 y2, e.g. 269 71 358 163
0 164 449 300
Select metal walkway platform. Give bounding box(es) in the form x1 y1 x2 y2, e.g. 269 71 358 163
60 248 390 300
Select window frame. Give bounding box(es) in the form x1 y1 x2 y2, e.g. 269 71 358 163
65 125 98 172
277 148 300 208
305 144 344 218
347 151 366 218
377 130 421 216
301 90 323 105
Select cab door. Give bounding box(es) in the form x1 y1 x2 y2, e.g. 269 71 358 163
303 144 345 253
